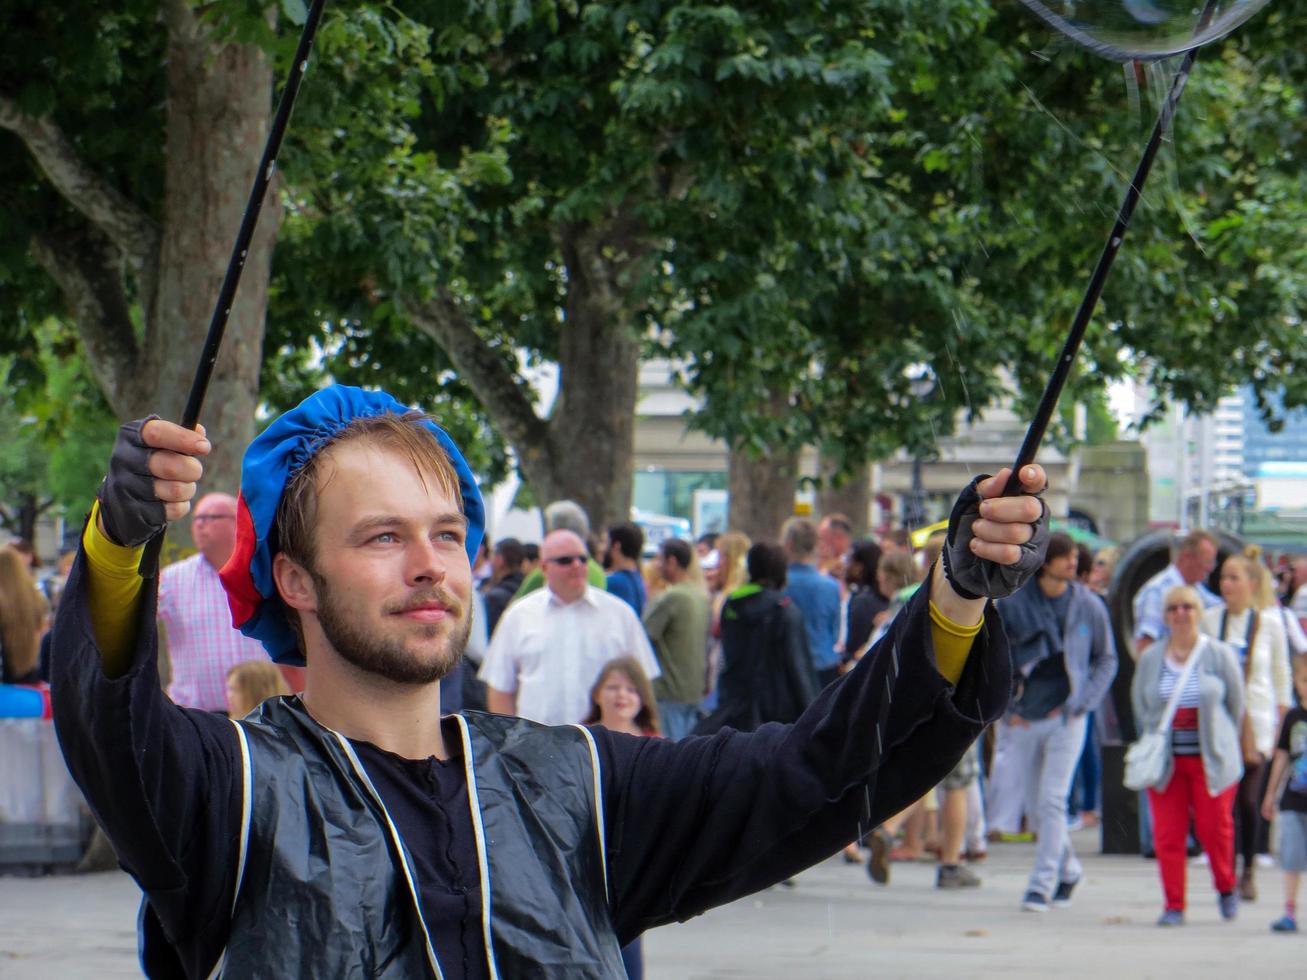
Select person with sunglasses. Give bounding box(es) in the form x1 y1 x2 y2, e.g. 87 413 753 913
480 529 661 726
1132 584 1246 926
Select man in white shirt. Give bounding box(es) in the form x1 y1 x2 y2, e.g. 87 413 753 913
1132 530 1221 655
480 529 659 726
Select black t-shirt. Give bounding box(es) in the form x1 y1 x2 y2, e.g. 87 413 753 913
51 556 1010 979
1275 706 1307 814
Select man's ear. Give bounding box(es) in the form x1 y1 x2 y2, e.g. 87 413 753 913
273 553 318 614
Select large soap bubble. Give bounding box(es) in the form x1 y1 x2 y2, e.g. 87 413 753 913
1019 1 1273 61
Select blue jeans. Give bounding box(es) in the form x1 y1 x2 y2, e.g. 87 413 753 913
658 701 702 741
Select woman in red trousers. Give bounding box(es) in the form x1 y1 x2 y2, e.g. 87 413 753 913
1132 585 1245 926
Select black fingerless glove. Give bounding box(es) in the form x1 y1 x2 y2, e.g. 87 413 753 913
941 474 1050 600
97 416 165 547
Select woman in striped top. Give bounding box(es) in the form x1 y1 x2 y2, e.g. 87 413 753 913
1132 585 1245 927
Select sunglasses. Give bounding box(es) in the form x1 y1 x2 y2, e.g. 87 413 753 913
545 554 587 567
1164 603 1198 613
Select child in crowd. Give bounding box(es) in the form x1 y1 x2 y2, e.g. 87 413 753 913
1262 654 1307 933
584 656 661 737
225 660 291 719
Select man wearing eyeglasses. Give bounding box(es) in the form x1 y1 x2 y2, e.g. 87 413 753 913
157 492 268 712
480 528 660 726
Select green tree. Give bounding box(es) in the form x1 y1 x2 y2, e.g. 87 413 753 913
678 3 1307 535
0 320 118 542
0 0 291 499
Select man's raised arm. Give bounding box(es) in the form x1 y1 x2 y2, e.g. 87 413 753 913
50 417 240 978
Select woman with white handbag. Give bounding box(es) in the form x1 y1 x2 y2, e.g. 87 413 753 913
1131 585 1245 927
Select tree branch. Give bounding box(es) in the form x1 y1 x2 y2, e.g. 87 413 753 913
405 290 552 473
0 93 160 273
29 219 146 418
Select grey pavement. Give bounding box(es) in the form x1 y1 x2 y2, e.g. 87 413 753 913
1 831 1302 978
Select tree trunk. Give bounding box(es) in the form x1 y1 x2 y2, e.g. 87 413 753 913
546 316 640 536
14 493 41 545
527 220 643 534
409 215 645 538
727 444 799 544
816 458 872 537
141 1 278 500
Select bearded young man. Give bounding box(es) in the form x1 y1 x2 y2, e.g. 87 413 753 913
52 386 1048 978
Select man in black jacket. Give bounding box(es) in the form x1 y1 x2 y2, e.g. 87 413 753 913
53 384 1048 978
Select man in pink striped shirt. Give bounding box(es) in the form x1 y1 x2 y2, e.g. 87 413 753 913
158 492 268 711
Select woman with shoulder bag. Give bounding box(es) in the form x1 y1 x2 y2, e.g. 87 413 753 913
1201 549 1292 902
1132 585 1245 926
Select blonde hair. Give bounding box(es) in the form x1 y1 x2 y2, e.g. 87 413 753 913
715 531 751 595
1229 545 1275 611
0 548 46 679
226 660 291 718
1093 546 1120 575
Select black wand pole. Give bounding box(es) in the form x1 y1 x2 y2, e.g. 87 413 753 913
139 0 328 577
1002 44 1203 496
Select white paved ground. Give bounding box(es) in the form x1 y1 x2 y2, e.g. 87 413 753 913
1 831 1301 978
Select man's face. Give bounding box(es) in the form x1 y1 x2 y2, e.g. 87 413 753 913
817 522 849 564
295 442 472 686
542 530 589 603
1177 540 1218 587
1042 550 1078 584
191 493 239 568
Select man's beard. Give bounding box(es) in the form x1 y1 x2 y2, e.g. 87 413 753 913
314 576 471 685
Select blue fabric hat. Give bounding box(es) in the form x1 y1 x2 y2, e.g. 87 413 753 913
219 385 485 664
